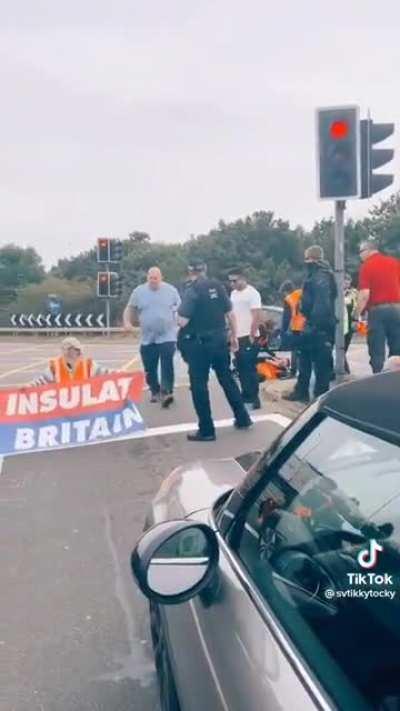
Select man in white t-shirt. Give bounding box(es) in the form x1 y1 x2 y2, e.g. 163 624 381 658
229 269 263 409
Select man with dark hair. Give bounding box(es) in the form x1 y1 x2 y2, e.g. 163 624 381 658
178 261 252 441
284 245 336 403
228 268 263 409
358 239 400 373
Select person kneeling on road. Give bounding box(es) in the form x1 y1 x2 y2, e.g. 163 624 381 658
177 261 252 442
31 337 110 385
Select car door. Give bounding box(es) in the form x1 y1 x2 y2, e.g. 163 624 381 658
191 415 400 711
164 413 400 711
162 503 318 711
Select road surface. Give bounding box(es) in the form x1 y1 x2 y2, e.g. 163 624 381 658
0 335 371 711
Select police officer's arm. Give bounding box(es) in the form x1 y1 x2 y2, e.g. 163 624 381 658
218 285 239 350
177 286 198 328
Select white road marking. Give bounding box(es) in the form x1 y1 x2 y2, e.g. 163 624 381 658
0 358 48 381
4 413 293 459
127 413 292 439
121 355 140 371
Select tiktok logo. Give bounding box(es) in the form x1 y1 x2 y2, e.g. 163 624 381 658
357 539 384 569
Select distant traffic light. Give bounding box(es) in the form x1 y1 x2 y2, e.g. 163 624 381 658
317 106 360 199
109 239 123 262
97 272 110 297
97 238 110 263
97 271 122 297
360 119 394 198
109 272 123 297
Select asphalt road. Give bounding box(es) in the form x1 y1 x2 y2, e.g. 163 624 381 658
0 336 300 711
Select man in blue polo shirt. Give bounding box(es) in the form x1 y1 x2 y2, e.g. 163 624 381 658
123 267 180 407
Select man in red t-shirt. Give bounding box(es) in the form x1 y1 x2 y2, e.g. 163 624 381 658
358 239 400 373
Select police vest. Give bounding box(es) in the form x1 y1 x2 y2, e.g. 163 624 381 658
49 356 93 383
189 278 229 336
285 289 306 332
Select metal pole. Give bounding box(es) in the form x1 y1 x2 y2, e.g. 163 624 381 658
106 263 111 339
334 199 346 379
106 299 111 339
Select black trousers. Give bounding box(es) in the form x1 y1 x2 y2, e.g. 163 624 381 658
296 331 334 398
140 342 176 395
367 304 400 373
234 336 259 403
185 334 251 436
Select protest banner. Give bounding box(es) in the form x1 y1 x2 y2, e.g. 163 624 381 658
0 371 145 456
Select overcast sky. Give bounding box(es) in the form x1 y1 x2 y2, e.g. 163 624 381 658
2 1 399 267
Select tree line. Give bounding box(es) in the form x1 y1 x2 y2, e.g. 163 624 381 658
1 193 399 324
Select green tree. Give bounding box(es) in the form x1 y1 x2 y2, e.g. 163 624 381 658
0 244 45 288
5 276 100 319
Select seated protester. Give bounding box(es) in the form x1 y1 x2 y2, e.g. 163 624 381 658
31 337 110 385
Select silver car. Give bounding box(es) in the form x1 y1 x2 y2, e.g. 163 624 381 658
131 371 400 711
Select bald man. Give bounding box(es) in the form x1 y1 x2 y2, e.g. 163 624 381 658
123 267 181 407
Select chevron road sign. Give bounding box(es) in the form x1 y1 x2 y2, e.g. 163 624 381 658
10 313 106 329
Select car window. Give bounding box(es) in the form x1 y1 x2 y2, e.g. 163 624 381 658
236 416 400 711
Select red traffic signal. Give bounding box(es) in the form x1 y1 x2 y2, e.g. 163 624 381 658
97 271 122 298
97 271 110 297
317 106 360 200
97 238 110 263
330 120 349 140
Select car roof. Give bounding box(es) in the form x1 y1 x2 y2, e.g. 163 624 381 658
320 371 400 445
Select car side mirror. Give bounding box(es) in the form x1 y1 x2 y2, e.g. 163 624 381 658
131 520 219 605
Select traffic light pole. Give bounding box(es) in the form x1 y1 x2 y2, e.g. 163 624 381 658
334 200 346 379
106 263 111 339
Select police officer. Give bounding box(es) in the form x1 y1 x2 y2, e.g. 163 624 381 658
178 261 252 441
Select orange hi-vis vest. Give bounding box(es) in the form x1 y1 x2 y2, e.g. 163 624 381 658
49 356 93 383
285 289 306 332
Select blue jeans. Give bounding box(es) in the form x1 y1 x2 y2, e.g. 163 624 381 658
368 304 400 373
140 342 176 395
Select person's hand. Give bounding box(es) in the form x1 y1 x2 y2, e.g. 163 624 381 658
230 336 239 353
124 323 136 334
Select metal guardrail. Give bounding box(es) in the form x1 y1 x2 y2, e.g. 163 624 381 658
0 306 283 335
0 327 124 333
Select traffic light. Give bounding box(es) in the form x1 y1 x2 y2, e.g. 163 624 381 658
97 272 110 297
97 238 110 262
360 119 394 198
109 272 123 298
109 239 123 262
317 106 360 199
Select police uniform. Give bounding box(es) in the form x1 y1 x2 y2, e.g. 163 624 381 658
178 264 252 441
